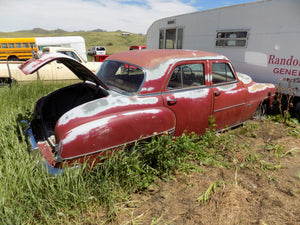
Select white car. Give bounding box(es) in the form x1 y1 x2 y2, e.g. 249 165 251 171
88 46 106 56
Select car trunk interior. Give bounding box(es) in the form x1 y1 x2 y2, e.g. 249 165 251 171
39 82 108 138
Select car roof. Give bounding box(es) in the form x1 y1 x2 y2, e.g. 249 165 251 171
106 49 227 69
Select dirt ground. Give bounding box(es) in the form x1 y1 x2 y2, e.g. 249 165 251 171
96 120 300 225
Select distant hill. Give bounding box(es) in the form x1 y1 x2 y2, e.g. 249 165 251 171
91 29 106 32
4 28 107 34
16 28 68 34
0 28 147 56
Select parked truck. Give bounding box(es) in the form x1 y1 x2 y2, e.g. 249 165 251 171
35 36 87 61
0 47 102 84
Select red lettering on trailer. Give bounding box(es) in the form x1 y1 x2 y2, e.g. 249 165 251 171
268 55 275 64
273 67 300 76
268 55 300 66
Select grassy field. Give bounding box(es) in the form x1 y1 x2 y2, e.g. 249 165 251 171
0 82 299 224
0 29 147 56
0 82 225 224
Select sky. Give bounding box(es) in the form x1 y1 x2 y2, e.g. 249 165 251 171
0 0 258 34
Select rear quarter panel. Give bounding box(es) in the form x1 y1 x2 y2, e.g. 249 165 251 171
238 73 276 120
59 107 176 160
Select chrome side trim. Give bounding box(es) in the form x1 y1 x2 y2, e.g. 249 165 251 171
214 102 246 113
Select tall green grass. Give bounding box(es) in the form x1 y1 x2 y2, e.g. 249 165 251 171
0 82 228 224
0 82 295 224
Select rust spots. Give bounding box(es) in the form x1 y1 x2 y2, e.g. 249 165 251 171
249 83 274 92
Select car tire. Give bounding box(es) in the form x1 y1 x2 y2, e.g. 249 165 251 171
253 102 267 120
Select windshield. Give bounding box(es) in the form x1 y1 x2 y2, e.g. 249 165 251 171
96 61 145 94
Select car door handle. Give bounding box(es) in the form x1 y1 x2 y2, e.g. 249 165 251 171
167 99 177 106
214 91 222 96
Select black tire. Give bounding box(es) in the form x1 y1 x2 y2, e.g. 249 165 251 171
0 78 14 86
7 56 19 61
253 102 267 120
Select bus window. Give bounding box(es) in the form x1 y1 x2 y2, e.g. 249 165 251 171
0 38 37 61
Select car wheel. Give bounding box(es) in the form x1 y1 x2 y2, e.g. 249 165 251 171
253 102 267 120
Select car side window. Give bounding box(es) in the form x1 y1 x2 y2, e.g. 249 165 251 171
167 63 205 89
58 51 82 63
212 63 236 84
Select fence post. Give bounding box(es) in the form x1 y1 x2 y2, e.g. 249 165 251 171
6 60 12 88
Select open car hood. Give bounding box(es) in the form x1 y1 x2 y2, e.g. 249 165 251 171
19 53 108 89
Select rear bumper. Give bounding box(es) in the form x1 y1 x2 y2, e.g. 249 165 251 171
22 120 66 175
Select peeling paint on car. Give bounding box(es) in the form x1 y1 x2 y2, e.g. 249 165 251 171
215 83 238 91
63 115 117 145
58 92 160 126
248 83 275 93
122 108 161 116
237 72 253 84
20 53 70 74
172 88 210 99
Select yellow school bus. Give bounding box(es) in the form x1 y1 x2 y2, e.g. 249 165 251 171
0 37 37 61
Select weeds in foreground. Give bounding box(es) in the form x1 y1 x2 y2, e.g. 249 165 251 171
0 82 298 224
275 78 297 123
197 180 226 205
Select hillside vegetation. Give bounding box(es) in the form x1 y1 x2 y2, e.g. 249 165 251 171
0 29 146 55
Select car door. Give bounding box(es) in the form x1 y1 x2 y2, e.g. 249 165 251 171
162 61 213 136
210 61 247 130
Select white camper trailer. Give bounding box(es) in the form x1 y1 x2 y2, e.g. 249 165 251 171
35 36 87 61
146 0 300 117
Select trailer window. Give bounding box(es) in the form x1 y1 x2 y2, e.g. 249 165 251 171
159 28 183 49
159 30 165 49
165 29 176 49
216 30 248 47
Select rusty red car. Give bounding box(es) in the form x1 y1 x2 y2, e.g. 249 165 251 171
20 49 276 174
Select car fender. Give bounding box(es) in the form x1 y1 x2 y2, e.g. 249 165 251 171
58 107 176 160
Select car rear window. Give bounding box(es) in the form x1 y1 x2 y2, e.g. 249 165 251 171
96 61 145 94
